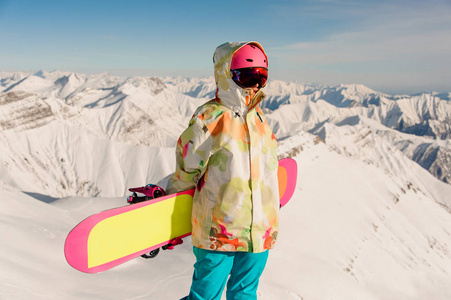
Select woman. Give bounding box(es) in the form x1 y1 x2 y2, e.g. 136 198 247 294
167 41 279 300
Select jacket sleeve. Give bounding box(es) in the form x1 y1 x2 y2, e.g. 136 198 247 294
166 115 213 194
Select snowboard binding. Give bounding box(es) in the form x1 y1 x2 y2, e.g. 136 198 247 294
127 184 166 204
162 237 184 250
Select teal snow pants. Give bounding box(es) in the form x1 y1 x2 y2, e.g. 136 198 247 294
186 247 269 300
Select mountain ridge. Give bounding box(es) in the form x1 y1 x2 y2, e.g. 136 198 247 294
1 70 450 196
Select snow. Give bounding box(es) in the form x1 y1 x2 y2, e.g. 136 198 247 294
1 71 451 299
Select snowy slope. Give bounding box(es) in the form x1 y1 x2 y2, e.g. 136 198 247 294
268 135 451 300
2 133 451 299
1 71 451 299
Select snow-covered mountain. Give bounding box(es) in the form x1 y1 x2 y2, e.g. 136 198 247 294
1 71 449 195
1 70 451 299
163 76 451 184
0 71 207 197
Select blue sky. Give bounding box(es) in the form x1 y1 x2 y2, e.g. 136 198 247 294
1 0 450 94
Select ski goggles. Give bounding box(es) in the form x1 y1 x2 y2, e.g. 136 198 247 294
231 67 268 89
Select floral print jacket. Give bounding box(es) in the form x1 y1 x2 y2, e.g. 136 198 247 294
166 42 279 253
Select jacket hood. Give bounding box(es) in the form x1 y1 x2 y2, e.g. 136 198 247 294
213 41 267 114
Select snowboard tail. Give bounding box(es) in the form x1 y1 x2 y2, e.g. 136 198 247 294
65 158 297 273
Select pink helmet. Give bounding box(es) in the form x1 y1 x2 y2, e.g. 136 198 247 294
230 43 268 70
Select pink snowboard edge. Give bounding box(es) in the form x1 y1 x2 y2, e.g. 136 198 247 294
279 158 297 208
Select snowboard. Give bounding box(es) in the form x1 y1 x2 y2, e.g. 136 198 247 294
65 158 297 273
